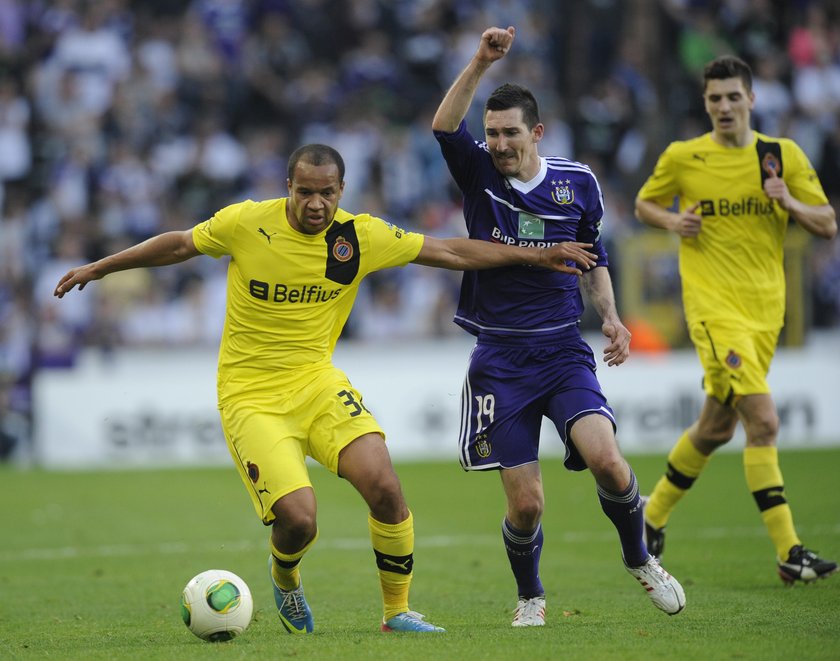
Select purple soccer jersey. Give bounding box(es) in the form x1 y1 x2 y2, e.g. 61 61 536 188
435 121 616 471
435 121 609 338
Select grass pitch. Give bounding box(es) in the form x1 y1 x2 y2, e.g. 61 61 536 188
1 449 839 660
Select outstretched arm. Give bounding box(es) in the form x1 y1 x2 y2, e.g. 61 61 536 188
580 266 631 366
431 26 515 133
413 236 598 275
54 229 200 298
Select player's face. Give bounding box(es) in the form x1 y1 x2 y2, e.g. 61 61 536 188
287 161 345 235
703 77 755 146
484 107 543 181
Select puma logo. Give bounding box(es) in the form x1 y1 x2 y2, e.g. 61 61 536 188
381 557 411 571
258 227 277 243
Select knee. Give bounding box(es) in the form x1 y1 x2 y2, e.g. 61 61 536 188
272 508 317 549
694 423 736 448
362 470 407 522
587 451 627 487
509 493 544 529
744 413 779 446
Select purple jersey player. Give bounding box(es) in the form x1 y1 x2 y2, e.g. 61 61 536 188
432 25 686 626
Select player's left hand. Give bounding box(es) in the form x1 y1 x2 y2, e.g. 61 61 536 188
476 26 515 63
601 320 631 367
541 241 598 275
763 168 792 210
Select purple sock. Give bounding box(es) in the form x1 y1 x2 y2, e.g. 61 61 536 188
502 518 544 598
597 470 648 567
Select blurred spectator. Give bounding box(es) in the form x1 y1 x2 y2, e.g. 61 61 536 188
724 0 784 63
97 138 164 239
241 11 310 126
751 49 794 136
790 35 840 169
812 220 840 326
678 8 734 79
46 2 132 116
787 2 833 68
0 378 29 461
0 75 31 184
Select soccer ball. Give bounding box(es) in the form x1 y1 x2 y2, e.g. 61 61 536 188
180 569 254 642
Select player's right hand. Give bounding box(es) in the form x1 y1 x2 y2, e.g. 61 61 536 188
541 241 598 275
477 26 515 62
673 202 702 237
54 264 100 298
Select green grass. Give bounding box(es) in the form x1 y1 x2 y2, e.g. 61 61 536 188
1 449 839 660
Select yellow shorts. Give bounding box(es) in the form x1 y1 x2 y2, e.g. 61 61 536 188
219 366 384 524
688 321 779 406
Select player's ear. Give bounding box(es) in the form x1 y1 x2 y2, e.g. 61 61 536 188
532 122 544 142
287 178 293 193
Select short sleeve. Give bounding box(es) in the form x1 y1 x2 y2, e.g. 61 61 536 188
637 143 679 206
362 215 425 272
784 140 830 206
192 202 248 258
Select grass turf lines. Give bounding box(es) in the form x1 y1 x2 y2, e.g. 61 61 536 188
2 449 838 660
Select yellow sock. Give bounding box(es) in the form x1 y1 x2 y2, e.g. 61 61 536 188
369 511 414 621
743 446 800 558
270 530 319 591
646 431 711 529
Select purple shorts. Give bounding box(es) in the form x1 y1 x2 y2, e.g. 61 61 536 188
458 327 615 472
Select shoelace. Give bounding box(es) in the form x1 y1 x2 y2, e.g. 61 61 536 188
648 560 671 583
800 549 819 565
280 589 306 620
631 558 671 588
786 547 816 564
514 599 544 621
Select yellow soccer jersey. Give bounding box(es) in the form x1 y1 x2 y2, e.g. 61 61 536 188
638 132 829 330
192 198 424 403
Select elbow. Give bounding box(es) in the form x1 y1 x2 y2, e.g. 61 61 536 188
431 114 458 134
827 214 838 241
819 211 838 240
173 231 199 261
633 198 647 224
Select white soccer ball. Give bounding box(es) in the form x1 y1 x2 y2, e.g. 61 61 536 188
180 569 254 642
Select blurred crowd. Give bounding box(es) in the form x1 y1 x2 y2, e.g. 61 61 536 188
1 0 839 459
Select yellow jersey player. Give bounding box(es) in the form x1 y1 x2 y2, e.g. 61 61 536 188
635 55 837 584
54 143 599 634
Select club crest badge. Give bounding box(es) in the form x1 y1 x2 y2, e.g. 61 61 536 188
247 461 260 483
332 236 353 262
725 350 742 369
762 152 780 177
476 435 491 458
551 179 575 205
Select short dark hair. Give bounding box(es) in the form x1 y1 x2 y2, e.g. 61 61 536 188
703 55 753 94
485 83 541 129
287 144 345 182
